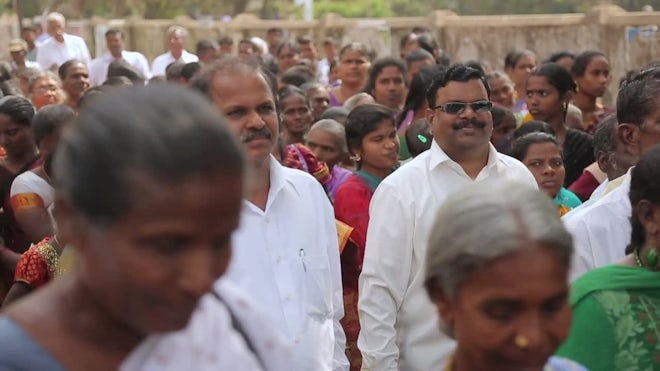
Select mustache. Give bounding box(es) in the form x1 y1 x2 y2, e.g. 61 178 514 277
240 127 273 143
451 119 487 130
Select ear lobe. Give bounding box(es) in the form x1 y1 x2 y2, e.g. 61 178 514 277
617 123 639 148
426 108 435 124
430 286 456 330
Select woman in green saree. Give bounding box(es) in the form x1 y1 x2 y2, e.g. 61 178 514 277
557 144 660 370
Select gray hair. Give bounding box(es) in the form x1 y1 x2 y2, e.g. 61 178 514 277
343 92 375 112
307 119 347 153
424 181 573 303
167 25 188 39
28 70 62 93
46 12 65 26
593 113 618 157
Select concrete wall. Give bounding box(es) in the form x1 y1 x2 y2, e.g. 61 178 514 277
7 5 660 104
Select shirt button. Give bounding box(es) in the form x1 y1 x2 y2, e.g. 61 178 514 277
283 294 291 301
276 256 282 263
265 217 270 223
294 338 300 344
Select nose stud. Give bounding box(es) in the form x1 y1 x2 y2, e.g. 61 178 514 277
514 334 529 349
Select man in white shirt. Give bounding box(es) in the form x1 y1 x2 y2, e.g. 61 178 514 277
8 39 40 71
88 29 151 86
36 12 90 71
565 66 660 281
151 25 198 77
191 57 349 371
358 63 538 371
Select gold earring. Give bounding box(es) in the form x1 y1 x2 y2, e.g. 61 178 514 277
514 334 529 349
353 154 361 162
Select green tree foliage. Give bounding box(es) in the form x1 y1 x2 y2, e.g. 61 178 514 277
6 0 659 19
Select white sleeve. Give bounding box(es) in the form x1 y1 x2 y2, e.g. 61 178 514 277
564 215 595 282
36 44 49 70
357 183 412 370
79 38 91 66
135 53 152 80
10 174 37 197
316 185 349 371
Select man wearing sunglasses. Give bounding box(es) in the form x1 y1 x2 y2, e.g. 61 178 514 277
358 63 537 371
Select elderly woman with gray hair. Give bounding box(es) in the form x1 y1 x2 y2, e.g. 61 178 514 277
424 180 586 371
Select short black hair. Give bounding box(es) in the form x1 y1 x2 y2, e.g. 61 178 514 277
58 59 85 81
280 65 315 87
405 49 435 67
593 113 618 158
196 39 217 55
107 59 144 85
165 61 185 81
627 144 660 254
54 85 244 225
617 66 660 127
514 120 555 139
345 103 395 157
405 118 431 157
545 51 575 64
277 85 307 111
491 106 514 128
32 104 75 145
363 57 406 95
104 28 124 39
510 132 561 162
181 62 202 81
426 63 490 108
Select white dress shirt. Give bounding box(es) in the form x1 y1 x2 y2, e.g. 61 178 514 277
150 50 198 77
564 169 632 282
89 51 151 86
358 141 538 371
36 33 91 70
225 156 349 371
121 279 291 371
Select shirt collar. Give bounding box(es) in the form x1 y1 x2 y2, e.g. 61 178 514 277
428 139 500 172
265 155 302 209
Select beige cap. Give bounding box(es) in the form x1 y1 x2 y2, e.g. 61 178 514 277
9 39 27 52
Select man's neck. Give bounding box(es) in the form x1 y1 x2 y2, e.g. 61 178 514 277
111 51 122 59
171 50 183 60
444 143 491 179
245 157 272 211
54 34 65 43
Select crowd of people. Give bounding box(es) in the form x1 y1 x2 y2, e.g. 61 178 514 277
0 9 657 371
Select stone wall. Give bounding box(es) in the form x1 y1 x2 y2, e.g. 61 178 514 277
6 5 660 104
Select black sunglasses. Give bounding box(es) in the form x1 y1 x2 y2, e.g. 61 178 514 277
432 100 493 115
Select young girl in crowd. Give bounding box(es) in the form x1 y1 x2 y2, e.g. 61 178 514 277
526 62 594 187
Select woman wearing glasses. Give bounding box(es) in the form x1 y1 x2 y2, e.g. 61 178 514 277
424 180 586 371
525 63 594 187
27 71 65 110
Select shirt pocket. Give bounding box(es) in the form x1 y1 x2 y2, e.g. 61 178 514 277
303 254 333 321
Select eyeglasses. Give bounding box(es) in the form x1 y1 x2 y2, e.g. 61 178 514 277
432 100 493 115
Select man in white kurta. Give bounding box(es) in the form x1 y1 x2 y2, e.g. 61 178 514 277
36 13 90 71
200 57 349 370
88 29 151 86
358 64 538 371
564 66 660 281
151 26 198 77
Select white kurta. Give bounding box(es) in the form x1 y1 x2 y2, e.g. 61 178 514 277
121 279 291 371
564 169 632 282
150 50 198 77
358 141 538 371
36 34 91 70
225 157 349 371
88 51 151 86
